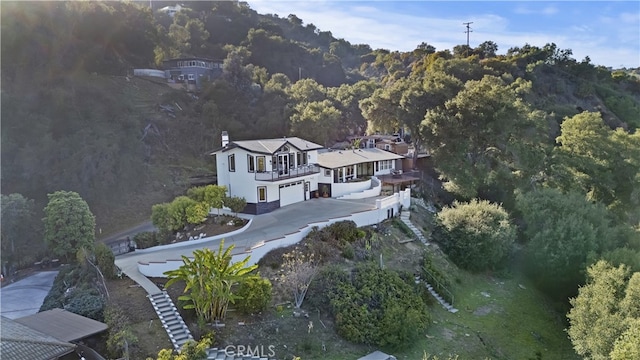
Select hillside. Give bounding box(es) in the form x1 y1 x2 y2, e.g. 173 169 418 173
2 0 639 237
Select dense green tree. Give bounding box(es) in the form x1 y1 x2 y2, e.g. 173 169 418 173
290 100 342 146
516 189 620 297
164 240 258 321
550 111 640 223
434 199 516 271
1 193 42 269
43 191 96 261
567 261 640 360
475 41 498 59
361 71 462 165
424 75 547 200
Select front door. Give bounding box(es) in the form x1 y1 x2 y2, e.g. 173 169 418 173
278 154 289 175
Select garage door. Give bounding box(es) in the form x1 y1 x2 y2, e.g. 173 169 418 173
279 181 304 207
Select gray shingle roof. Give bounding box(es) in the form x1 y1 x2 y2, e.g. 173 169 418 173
317 148 404 169
14 308 108 342
1 316 76 360
213 137 323 155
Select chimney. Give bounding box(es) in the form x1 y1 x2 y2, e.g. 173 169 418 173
221 131 229 147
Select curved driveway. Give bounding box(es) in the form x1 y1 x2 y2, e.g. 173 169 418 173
115 197 378 294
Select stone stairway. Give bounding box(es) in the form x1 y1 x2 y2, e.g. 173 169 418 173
148 291 194 350
400 211 428 245
401 210 458 313
416 276 459 313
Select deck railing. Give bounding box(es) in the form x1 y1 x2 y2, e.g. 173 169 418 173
254 164 320 181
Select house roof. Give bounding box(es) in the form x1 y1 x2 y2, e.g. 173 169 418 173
212 137 323 155
1 316 76 360
14 308 108 343
317 148 404 169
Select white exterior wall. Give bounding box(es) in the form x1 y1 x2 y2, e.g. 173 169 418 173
220 148 258 203
318 168 333 183
331 179 372 198
137 189 412 277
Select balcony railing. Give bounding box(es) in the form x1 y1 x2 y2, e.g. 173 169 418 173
255 164 320 182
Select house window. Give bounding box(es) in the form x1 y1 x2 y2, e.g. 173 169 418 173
188 74 195 81
302 151 308 165
247 155 255 172
345 166 354 179
296 152 302 167
228 154 235 172
258 186 267 202
289 153 295 169
178 74 184 81
257 156 266 172
324 169 331 177
378 160 392 170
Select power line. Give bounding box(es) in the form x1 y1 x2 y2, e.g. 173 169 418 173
462 22 473 57
463 21 473 47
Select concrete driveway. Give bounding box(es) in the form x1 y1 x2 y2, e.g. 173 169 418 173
115 197 378 294
0 271 59 319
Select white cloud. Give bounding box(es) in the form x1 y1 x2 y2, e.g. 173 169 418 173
247 1 639 68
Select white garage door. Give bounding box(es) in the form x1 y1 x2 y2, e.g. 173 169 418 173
279 181 304 207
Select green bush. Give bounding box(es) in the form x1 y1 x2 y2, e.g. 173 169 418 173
326 220 364 244
133 231 158 249
65 289 105 321
305 265 350 312
235 277 272 314
95 242 116 279
329 263 430 350
434 199 516 272
341 242 354 259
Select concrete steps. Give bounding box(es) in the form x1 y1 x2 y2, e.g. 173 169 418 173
148 291 194 350
416 276 459 314
400 211 428 245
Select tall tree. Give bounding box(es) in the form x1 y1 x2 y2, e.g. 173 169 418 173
43 191 96 261
516 189 620 297
550 111 640 223
164 240 258 321
567 261 640 360
423 75 547 200
1 193 41 269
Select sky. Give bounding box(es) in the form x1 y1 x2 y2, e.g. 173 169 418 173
246 1 640 69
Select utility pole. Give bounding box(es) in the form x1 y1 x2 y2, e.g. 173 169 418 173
463 22 473 57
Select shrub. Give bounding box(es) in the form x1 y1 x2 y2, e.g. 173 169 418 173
186 202 208 225
341 243 354 259
329 263 430 350
305 265 349 312
133 231 158 249
434 199 516 272
65 289 106 321
225 196 247 215
104 305 138 359
95 242 116 279
235 277 272 314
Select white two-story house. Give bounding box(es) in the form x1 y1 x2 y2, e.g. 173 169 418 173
212 132 324 214
212 132 407 214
